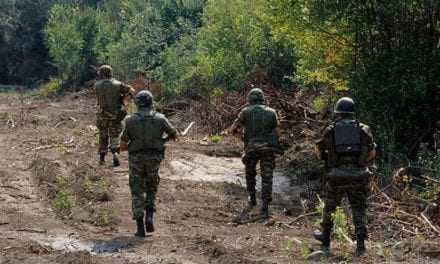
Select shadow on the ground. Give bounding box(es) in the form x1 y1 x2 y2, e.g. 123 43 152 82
92 235 149 253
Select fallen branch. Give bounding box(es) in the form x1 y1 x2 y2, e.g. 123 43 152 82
289 211 319 224
16 228 47 233
32 144 75 151
421 212 440 235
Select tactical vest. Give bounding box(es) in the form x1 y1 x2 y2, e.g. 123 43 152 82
95 79 123 115
125 110 166 155
327 119 368 168
242 104 279 150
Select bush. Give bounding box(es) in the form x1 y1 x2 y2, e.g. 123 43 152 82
209 134 223 144
53 191 74 212
37 78 62 97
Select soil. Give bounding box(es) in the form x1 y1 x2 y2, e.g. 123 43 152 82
0 91 438 264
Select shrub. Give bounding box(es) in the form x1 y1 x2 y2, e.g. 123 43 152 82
209 134 223 144
37 78 62 97
54 191 74 212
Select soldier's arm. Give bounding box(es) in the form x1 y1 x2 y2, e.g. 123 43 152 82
315 127 331 160
272 110 281 138
228 110 245 137
163 118 178 141
121 83 135 99
362 125 376 162
119 118 129 152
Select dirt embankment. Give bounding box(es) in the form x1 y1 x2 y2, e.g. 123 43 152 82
0 92 438 264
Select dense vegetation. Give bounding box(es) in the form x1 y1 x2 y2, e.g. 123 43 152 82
1 0 440 158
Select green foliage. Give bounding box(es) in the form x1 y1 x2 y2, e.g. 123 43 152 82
285 238 310 260
312 96 329 113
94 207 118 227
45 4 101 82
331 207 350 243
314 195 325 227
37 78 63 97
196 0 295 91
209 134 223 144
0 0 54 85
54 191 74 212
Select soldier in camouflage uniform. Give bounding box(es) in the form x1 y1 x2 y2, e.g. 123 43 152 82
314 97 376 256
119 90 177 237
230 88 281 218
95 65 134 167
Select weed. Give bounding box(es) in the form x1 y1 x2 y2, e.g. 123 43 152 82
285 239 294 257
209 134 223 144
331 207 350 243
54 191 74 212
299 241 311 259
96 178 111 202
285 238 311 260
312 95 329 113
56 176 68 189
94 207 119 227
314 195 325 227
211 87 224 100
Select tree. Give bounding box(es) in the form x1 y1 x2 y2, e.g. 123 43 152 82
195 0 296 91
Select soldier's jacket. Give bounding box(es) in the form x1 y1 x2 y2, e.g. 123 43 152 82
120 108 177 159
316 118 375 181
95 78 132 119
233 104 281 154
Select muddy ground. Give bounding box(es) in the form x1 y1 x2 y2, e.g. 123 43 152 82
0 92 438 264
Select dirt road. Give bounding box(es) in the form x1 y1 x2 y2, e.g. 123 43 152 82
0 92 437 264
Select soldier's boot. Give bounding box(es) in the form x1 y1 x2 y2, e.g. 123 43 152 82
248 192 257 208
110 148 120 167
134 218 145 238
145 209 155 233
314 229 331 253
355 237 366 256
260 201 270 219
99 152 106 165
112 153 120 167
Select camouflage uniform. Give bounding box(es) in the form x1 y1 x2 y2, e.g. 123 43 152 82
120 108 177 220
316 118 375 244
232 88 280 214
95 78 132 154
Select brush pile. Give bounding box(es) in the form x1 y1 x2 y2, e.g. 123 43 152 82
368 167 440 240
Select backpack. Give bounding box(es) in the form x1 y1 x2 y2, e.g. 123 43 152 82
333 120 362 155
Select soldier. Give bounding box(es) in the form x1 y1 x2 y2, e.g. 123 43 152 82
119 90 177 237
314 97 376 256
230 88 282 219
95 65 134 167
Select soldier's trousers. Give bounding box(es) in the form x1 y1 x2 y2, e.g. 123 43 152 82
242 151 275 203
322 180 368 239
96 115 122 154
128 154 161 220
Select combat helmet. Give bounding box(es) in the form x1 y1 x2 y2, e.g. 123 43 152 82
135 90 153 108
98 65 113 79
334 97 355 114
248 88 265 104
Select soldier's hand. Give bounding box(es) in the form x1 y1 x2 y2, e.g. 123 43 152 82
119 142 128 152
